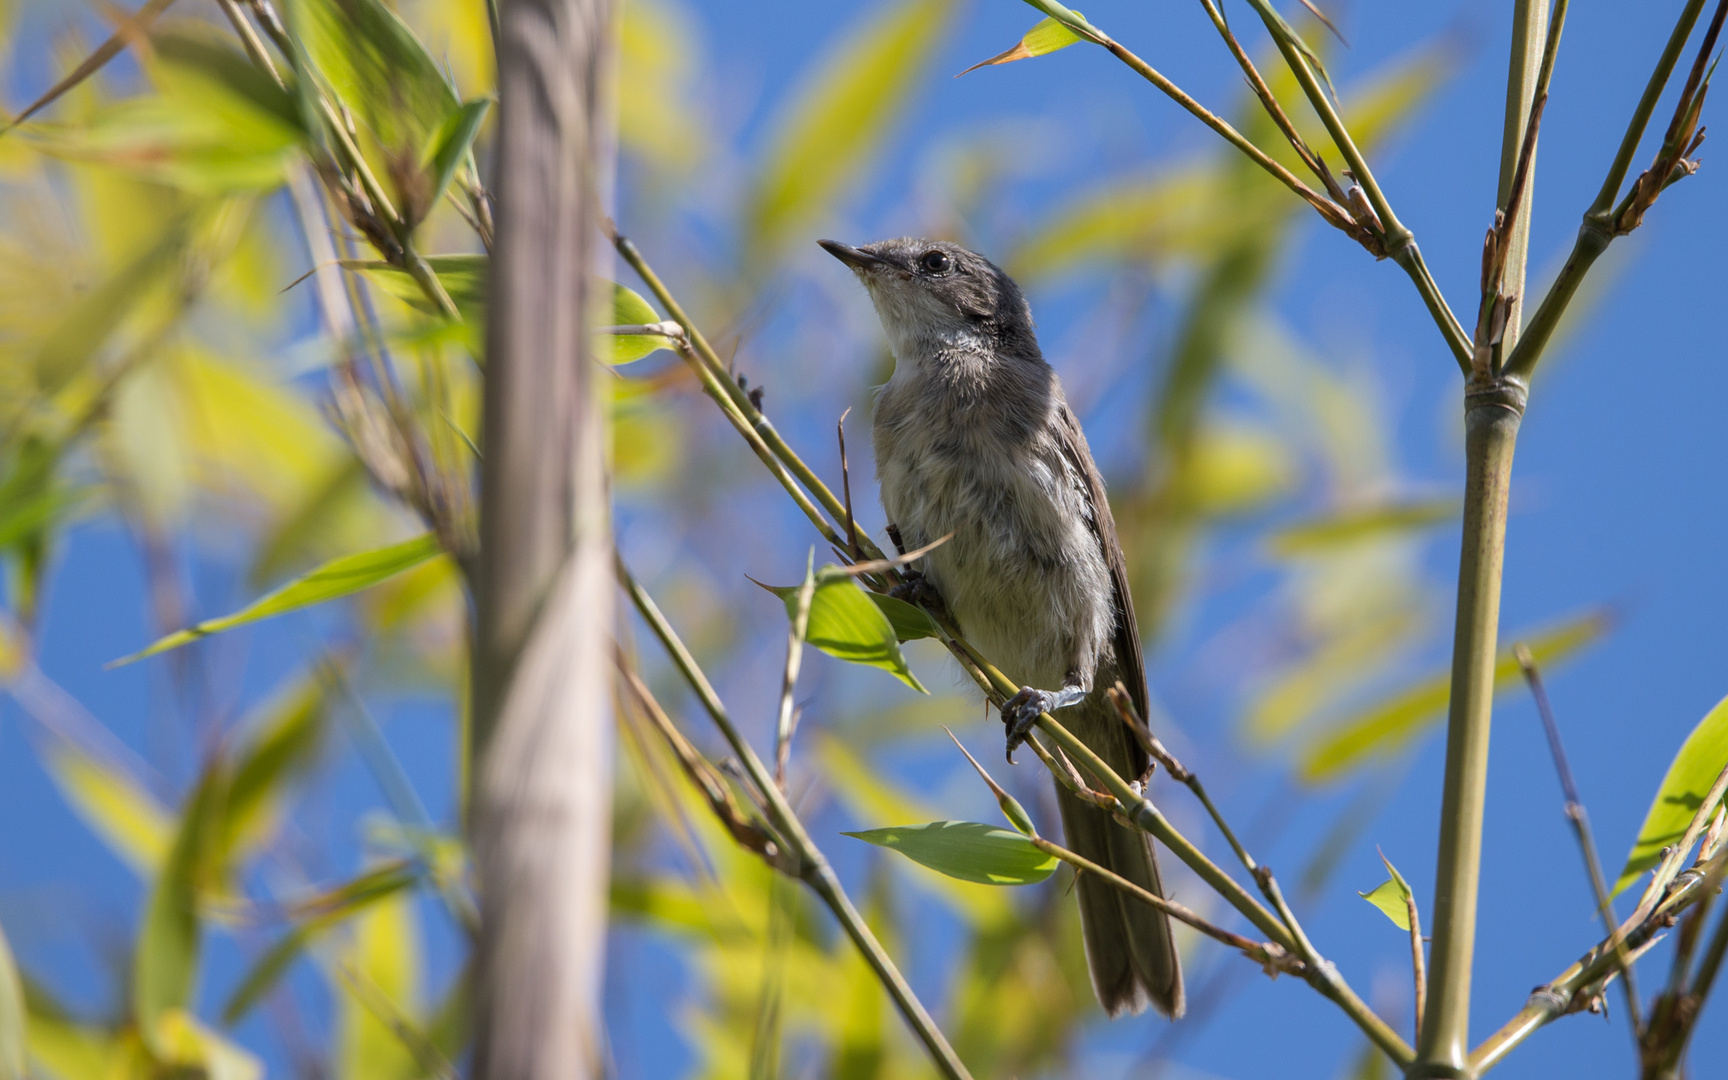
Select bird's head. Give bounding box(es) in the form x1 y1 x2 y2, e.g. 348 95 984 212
819 237 1037 365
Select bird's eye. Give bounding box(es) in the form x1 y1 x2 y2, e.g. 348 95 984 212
919 250 952 274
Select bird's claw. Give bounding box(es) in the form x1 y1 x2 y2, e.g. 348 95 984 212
889 569 946 616
1001 687 1054 764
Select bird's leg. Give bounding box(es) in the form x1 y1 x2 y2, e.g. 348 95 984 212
1002 680 1087 763
885 523 950 619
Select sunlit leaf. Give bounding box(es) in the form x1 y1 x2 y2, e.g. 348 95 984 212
746 0 953 257
618 0 708 171
420 97 491 226
1614 693 1728 896
152 1009 262 1080
135 768 221 1055
0 918 23 1080
957 12 1086 76
1357 849 1413 931
1267 497 1459 558
605 282 673 364
41 745 172 876
866 590 939 642
334 888 423 1080
20 996 112 1080
114 534 444 665
345 256 487 345
845 822 1056 885
221 861 417 1026
758 569 927 692
1298 610 1610 783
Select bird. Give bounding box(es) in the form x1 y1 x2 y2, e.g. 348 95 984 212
820 236 1184 1019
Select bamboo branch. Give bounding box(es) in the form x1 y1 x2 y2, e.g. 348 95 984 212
1514 644 1641 1032
616 558 975 1080
1504 0 1722 382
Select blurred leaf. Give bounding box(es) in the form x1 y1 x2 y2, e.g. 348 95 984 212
1299 610 1610 783
605 282 673 364
1268 497 1459 558
1178 421 1297 518
1244 607 1423 745
845 822 1056 885
290 0 459 223
1357 849 1413 931
220 670 330 864
21 992 112 1080
957 12 1085 76
134 767 221 1055
746 0 953 257
115 534 444 664
334 888 423 1080
866 590 939 642
152 1009 262 1080
41 744 172 876
758 570 926 693
4 0 178 129
222 861 416 1026
421 97 490 221
346 255 487 330
0 918 22 1080
1614 693 1728 896
31 220 188 395
618 0 708 171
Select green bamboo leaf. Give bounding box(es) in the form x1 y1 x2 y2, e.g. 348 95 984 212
152 27 303 137
845 822 1056 885
420 97 491 227
757 570 927 693
606 282 673 364
956 11 1086 76
334 889 423 1080
866 591 939 642
1266 497 1459 558
113 534 444 665
1298 610 1610 783
344 255 488 323
1614 694 1728 896
221 861 417 1026
1357 849 1413 931
32 221 189 395
41 745 173 876
745 0 954 257
135 769 222 1055
2 0 178 130
0 919 23 1080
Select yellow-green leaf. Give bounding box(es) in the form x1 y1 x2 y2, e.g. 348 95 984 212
135 769 222 1055
1614 694 1728 896
606 282 673 364
334 888 423 1080
866 590 939 642
745 0 953 257
41 746 172 876
1267 497 1459 558
114 535 444 665
1357 849 1413 931
344 255 487 325
220 671 330 864
0 918 23 1080
758 570 926 693
844 822 1057 885
419 97 491 226
221 861 417 1027
1298 610 1610 783
956 12 1086 76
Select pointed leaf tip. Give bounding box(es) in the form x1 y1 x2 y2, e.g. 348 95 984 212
957 12 1086 77
846 821 1056 884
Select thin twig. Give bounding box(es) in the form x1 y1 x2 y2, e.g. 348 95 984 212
837 409 860 560
1407 890 1427 1046
616 557 975 1080
1514 643 1641 1032
774 555 816 791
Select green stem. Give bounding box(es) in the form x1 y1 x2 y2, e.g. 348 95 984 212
1414 390 1525 1077
618 560 974 1080
1505 0 1710 382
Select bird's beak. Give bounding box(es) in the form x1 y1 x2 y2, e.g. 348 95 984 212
818 239 885 271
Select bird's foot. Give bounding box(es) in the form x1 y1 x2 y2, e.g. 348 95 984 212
1001 684 1086 764
889 570 946 617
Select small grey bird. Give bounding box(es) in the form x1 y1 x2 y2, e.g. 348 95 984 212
821 236 1184 1019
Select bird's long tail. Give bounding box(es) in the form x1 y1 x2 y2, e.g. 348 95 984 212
1053 711 1184 1018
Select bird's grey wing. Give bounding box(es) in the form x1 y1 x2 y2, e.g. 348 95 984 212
1054 401 1149 761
